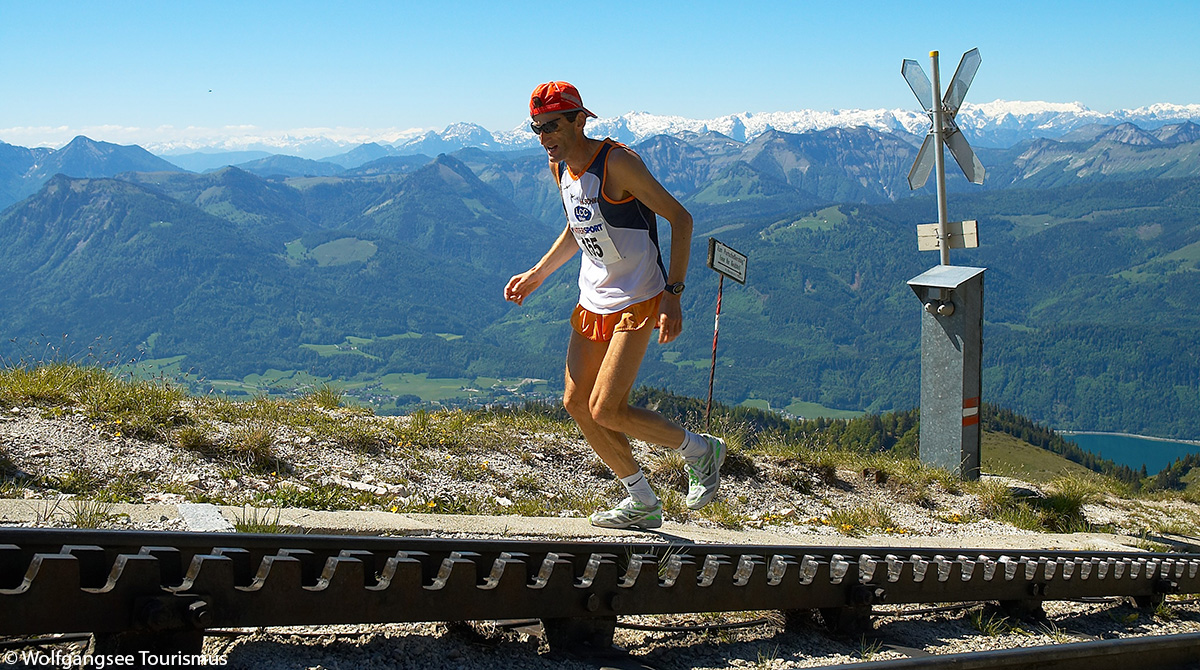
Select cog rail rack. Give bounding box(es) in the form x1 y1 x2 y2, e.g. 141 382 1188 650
2 528 1199 660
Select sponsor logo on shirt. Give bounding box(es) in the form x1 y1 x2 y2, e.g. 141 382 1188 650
574 205 592 222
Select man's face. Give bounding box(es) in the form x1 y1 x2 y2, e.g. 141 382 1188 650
532 113 575 161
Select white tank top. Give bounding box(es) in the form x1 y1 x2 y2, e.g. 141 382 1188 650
558 140 666 313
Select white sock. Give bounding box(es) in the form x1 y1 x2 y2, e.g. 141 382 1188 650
676 430 709 461
620 470 658 506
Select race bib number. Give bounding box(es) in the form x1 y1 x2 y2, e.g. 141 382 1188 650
572 222 623 265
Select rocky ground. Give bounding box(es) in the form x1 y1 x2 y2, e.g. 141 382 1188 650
4 403 1197 539
4 403 1200 668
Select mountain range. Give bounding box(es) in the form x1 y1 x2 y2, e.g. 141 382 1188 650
6 115 1200 215
2 109 1200 440
131 100 1200 160
10 99 1200 166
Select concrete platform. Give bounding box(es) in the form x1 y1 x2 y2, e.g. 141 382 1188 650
219 505 434 535
0 498 1167 552
0 499 182 528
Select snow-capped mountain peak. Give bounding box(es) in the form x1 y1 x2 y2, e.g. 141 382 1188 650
127 100 1200 160
405 100 1200 155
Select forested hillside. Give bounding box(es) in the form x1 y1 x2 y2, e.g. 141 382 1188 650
1 128 1198 439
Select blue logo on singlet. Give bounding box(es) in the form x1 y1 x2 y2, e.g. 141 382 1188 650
574 205 592 222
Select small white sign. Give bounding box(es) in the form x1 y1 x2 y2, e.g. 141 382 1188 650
917 220 979 251
708 238 748 284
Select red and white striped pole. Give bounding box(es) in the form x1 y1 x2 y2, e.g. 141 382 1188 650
705 274 724 431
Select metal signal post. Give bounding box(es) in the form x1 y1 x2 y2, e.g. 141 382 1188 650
902 48 987 480
903 47 985 264
930 51 951 265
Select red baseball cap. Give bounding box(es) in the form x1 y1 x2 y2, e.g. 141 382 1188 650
529 81 597 119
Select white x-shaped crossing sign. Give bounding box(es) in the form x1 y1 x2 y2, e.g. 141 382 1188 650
903 48 985 189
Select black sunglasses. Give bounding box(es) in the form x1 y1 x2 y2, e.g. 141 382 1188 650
530 118 564 135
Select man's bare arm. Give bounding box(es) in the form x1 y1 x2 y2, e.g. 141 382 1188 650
605 148 694 343
504 223 578 306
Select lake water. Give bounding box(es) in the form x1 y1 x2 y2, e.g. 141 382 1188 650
1061 432 1200 474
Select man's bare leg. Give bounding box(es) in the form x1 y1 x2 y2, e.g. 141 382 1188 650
566 325 685 529
588 325 727 511
564 330 640 478
589 325 686 447
564 326 686 479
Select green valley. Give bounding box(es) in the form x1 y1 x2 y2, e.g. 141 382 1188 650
2 128 1200 440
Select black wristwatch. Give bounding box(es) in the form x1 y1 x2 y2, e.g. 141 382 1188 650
664 282 685 295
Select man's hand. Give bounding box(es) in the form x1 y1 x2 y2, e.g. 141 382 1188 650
657 294 683 343
504 270 542 306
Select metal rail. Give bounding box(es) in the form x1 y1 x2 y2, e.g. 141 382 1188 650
2 528 1198 660
845 632 1200 669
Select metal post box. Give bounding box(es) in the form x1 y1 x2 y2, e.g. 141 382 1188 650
907 265 985 479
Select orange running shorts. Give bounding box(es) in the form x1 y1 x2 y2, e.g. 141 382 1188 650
570 294 663 343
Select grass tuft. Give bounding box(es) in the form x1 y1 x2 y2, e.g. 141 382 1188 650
645 450 688 491
227 424 280 473
969 609 1018 636
234 505 284 533
333 420 388 453
722 445 758 479
49 468 104 495
77 376 189 440
0 362 190 441
857 636 884 661
93 471 149 503
0 363 105 406
972 474 1100 533
254 482 373 511
826 503 903 536
699 498 747 529
300 384 344 410
174 424 219 454
66 498 118 529
0 444 15 478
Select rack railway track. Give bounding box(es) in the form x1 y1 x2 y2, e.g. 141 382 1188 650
2 528 1199 667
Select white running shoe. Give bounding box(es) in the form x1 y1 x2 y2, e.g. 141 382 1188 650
685 434 727 510
589 497 663 530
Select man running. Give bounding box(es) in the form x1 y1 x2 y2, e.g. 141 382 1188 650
504 81 726 530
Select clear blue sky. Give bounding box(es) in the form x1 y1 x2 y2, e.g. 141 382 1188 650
2 0 1197 148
